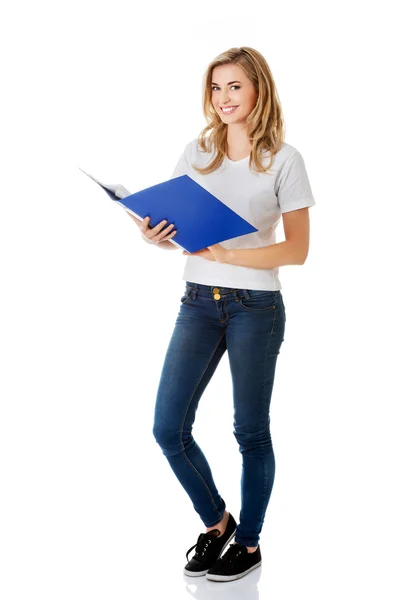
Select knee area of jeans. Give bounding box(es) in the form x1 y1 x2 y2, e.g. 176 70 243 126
233 429 271 441
233 430 273 452
152 426 183 451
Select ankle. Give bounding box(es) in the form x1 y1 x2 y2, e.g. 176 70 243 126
233 541 258 553
205 510 229 534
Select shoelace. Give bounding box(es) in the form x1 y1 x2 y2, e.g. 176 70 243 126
186 530 220 563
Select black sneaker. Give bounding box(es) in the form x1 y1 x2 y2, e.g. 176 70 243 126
206 541 262 582
183 512 237 577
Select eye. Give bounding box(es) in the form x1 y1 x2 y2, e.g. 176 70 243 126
211 85 240 91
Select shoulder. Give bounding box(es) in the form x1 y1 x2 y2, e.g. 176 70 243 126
183 137 205 156
272 142 301 167
181 139 304 172
182 137 213 168
270 143 312 183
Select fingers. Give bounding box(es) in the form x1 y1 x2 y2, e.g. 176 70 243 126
140 216 153 232
163 227 178 241
141 216 177 244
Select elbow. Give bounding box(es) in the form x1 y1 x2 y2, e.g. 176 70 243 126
294 245 309 265
298 250 309 265
287 240 309 266
292 251 307 265
297 243 310 265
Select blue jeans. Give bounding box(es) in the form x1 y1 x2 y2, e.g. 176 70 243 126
152 281 286 547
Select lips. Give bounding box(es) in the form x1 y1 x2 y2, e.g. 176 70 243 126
220 106 239 114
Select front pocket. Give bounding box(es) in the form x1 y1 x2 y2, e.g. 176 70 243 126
180 286 193 304
239 290 277 312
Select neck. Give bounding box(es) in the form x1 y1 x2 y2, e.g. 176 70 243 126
226 124 252 153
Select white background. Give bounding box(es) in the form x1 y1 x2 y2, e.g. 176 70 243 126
1 0 399 598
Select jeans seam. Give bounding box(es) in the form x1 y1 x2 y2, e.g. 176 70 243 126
254 306 275 533
179 332 226 515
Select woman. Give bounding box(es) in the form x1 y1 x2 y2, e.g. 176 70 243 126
130 46 315 583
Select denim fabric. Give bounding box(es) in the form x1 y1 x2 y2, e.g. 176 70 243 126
152 281 286 547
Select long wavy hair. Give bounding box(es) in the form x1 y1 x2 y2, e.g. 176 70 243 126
192 46 286 176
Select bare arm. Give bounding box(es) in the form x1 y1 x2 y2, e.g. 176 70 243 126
224 208 311 268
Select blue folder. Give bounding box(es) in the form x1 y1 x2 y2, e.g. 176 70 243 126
80 168 258 253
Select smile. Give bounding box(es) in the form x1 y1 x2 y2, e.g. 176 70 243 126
220 106 238 114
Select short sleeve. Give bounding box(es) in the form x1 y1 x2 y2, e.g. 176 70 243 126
276 151 316 213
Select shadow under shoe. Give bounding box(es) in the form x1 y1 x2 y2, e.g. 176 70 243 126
183 513 237 577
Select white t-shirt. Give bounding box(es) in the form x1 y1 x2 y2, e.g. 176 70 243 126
171 138 316 291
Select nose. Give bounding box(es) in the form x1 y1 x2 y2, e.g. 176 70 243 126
220 91 231 104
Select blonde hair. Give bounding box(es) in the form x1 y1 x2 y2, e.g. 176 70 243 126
192 46 286 176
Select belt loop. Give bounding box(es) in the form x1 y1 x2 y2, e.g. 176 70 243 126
243 289 250 299
190 284 198 300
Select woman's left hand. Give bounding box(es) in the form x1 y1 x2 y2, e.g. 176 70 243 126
182 243 228 263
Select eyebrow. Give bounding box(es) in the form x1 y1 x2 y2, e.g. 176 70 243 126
211 80 241 86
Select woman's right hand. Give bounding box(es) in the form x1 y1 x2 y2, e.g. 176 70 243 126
127 213 177 244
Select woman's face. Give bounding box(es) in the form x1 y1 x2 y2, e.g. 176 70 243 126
211 63 258 125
